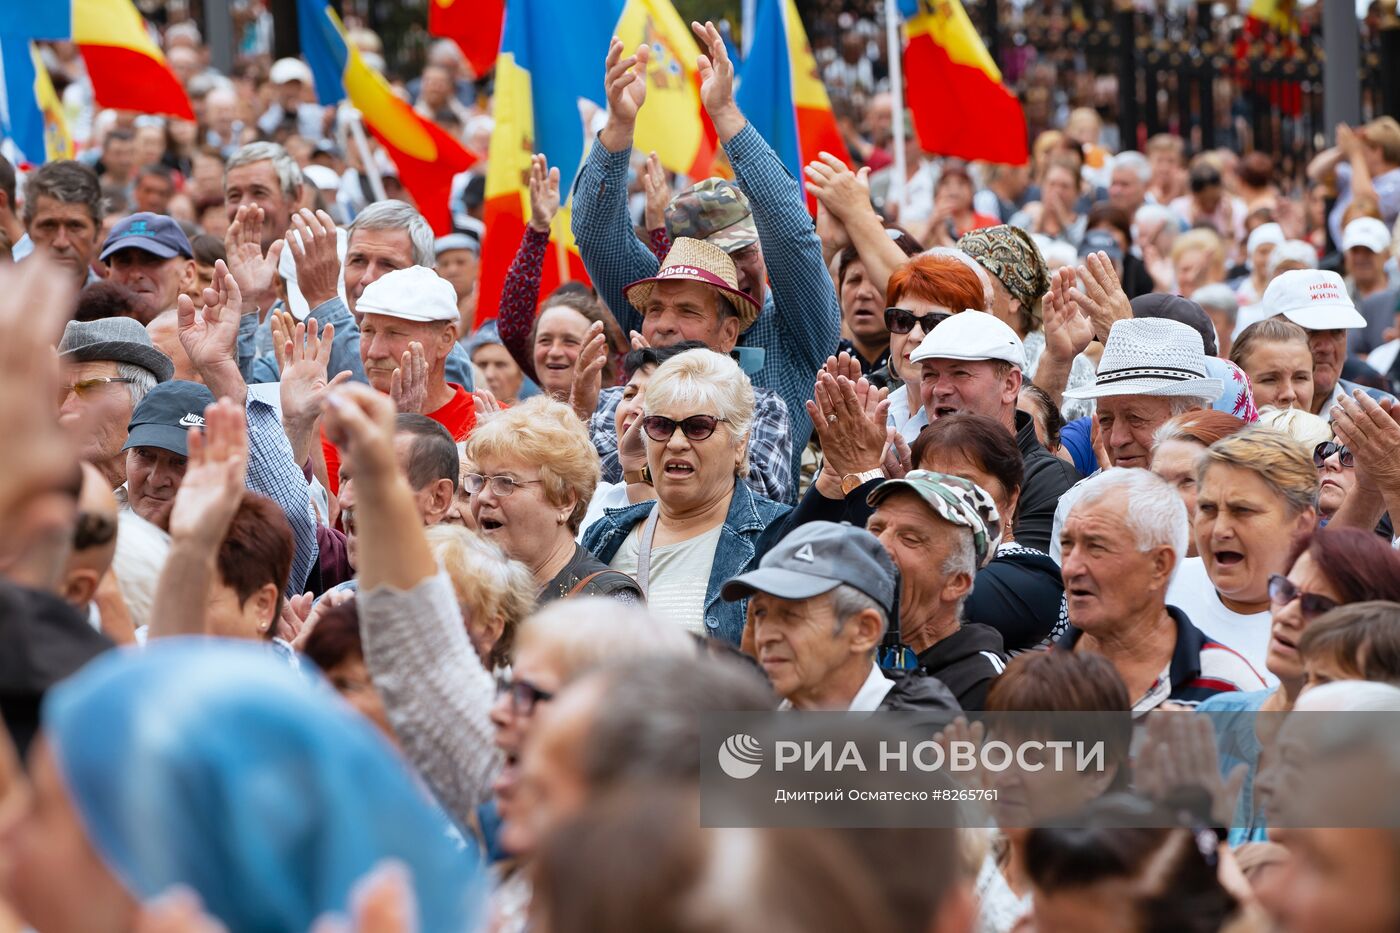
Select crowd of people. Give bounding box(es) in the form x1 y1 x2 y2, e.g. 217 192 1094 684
3 4 1400 933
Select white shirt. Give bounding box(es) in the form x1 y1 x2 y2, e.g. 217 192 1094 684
610 522 723 637
847 662 896 711
1316 381 1348 425
1367 339 1399 377
886 383 927 439
1166 557 1277 686
577 481 632 542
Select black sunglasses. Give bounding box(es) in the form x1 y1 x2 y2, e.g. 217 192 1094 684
1312 441 1354 469
884 307 951 335
1268 574 1340 621
642 414 727 443
495 674 554 714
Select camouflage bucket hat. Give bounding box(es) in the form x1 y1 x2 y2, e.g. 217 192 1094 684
665 178 759 253
957 224 1050 323
866 470 1003 568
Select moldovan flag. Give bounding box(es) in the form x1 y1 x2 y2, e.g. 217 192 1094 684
900 0 1027 165
737 0 851 213
1246 0 1297 34
428 0 504 80
0 39 73 164
475 0 718 328
0 0 193 120
298 0 476 234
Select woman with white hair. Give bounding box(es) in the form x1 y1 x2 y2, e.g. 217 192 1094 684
583 349 791 644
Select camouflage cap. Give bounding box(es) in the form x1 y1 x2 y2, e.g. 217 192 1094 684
665 178 759 253
957 224 1050 323
866 471 1003 568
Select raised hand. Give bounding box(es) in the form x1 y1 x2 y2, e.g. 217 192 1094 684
280 315 352 464
1332 391 1400 495
1068 251 1133 342
618 411 648 477
389 342 429 414
527 153 561 234
1041 266 1093 363
289 208 342 310
177 259 246 402
472 387 503 421
803 152 874 223
223 204 284 314
628 329 651 352
134 888 230 933
599 38 649 151
642 151 672 232
691 20 744 141
806 373 887 478
167 398 248 548
569 321 608 421
323 383 399 481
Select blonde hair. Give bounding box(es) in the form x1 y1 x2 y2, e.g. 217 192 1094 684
643 349 756 478
1364 116 1400 166
1229 317 1311 370
425 524 536 669
1170 227 1226 268
466 396 601 531
514 596 695 682
1254 407 1332 452
1198 425 1319 516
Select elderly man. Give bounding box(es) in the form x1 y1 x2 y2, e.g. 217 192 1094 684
572 23 839 497
224 142 303 254
58 317 174 489
1107 151 1153 216
100 213 196 324
723 521 958 711
1056 468 1265 712
1339 217 1397 356
1064 317 1223 469
256 59 326 141
858 471 1009 710
911 310 1079 552
18 161 103 287
592 237 793 502
1260 269 1396 420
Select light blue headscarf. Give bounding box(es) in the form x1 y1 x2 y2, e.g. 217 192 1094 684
43 639 483 932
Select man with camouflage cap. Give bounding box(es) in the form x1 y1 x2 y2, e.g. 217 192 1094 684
572 22 840 502
863 471 1008 710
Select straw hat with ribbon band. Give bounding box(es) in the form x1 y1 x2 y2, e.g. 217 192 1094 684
622 237 763 331
1064 318 1224 401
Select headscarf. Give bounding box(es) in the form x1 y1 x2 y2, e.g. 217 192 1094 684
957 225 1051 329
43 639 483 932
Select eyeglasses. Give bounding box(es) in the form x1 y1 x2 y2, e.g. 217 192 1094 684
641 414 727 443
463 473 544 497
1312 441 1354 469
59 376 136 399
1268 574 1340 621
884 307 951 335
495 673 554 714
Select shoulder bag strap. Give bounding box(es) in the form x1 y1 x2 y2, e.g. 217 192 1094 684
634 506 662 600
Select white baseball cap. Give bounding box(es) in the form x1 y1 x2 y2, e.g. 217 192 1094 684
1267 239 1319 277
1261 269 1366 331
909 310 1026 370
1341 217 1392 255
356 266 460 325
1245 222 1285 256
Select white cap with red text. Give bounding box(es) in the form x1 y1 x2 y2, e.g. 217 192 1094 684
1261 269 1366 331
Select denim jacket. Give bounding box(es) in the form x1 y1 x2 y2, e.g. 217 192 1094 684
580 482 791 645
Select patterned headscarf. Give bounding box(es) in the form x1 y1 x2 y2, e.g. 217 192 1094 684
867 470 1003 567
958 225 1051 330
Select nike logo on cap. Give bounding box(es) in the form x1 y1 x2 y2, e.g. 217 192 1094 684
178 413 205 428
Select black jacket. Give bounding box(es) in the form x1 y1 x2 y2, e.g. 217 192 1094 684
1014 410 1081 553
915 623 1007 711
876 667 961 713
964 544 1067 652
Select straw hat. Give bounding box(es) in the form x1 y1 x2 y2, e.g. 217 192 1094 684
622 237 762 330
1064 318 1223 401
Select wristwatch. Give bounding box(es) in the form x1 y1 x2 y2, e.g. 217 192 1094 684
624 465 652 486
840 468 885 495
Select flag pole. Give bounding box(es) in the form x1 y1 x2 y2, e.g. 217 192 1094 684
884 0 906 213
342 104 388 203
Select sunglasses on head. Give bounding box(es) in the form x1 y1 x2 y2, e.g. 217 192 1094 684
1312 441 1354 469
1268 574 1340 621
642 414 727 443
884 307 951 335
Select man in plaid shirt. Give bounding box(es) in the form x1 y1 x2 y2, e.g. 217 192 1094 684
571 24 840 502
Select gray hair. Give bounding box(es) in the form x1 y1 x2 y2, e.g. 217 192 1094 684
1132 203 1178 246
22 160 103 225
116 361 158 406
516 596 694 681
1168 395 1211 417
1057 469 1188 578
1111 150 1152 184
643 349 756 477
941 527 977 619
1191 283 1238 324
828 583 889 642
349 200 435 268
224 142 304 199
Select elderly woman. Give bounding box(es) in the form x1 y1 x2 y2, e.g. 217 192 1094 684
466 396 641 602
426 523 536 670
880 253 987 438
1229 318 1315 412
1149 409 1246 555
583 349 790 643
467 320 532 405
1198 528 1400 843
1167 426 1319 677
911 414 1066 651
0 639 482 931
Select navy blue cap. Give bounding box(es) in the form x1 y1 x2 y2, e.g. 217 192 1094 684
100 212 193 262
123 380 216 457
